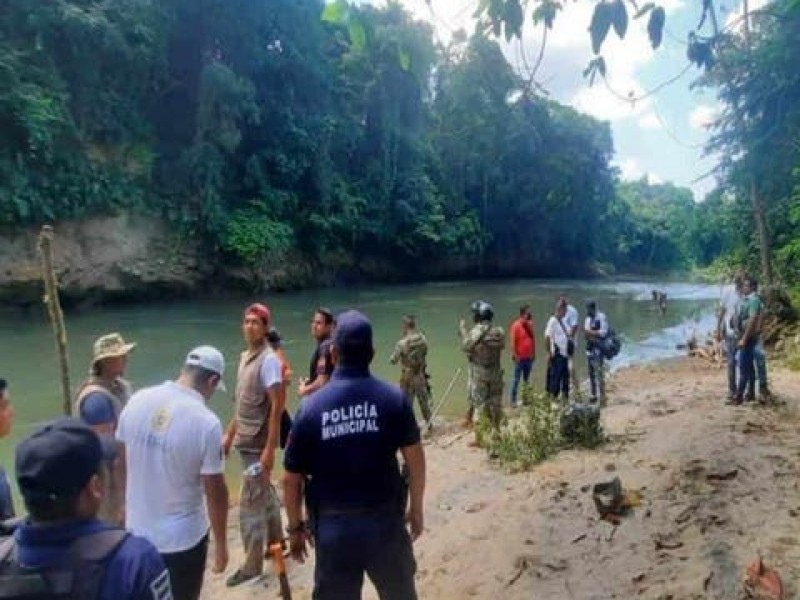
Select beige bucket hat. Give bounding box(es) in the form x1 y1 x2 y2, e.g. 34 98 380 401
92 332 136 364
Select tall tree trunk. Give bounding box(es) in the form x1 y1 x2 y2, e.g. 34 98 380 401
741 0 772 285
750 181 772 285
38 225 72 416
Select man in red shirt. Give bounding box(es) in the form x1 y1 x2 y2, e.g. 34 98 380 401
509 304 535 407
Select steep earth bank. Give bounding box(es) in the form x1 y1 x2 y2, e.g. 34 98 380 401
0 214 599 307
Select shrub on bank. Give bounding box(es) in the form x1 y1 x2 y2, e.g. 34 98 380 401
477 385 605 471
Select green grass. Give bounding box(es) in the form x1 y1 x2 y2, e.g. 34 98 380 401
477 385 605 472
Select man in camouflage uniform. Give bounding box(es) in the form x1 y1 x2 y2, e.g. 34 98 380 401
460 301 505 447
390 315 432 425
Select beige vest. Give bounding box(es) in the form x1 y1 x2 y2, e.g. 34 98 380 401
74 377 131 421
234 344 273 452
73 378 131 526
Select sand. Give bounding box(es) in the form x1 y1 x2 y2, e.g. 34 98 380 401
202 357 800 599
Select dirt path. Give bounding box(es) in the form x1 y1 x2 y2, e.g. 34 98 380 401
202 358 800 599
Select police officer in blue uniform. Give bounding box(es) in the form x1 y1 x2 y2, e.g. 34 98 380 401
283 310 426 600
0 418 172 600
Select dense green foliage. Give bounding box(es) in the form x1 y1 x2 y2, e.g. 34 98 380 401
604 179 696 272
4 0 798 284
476 0 800 286
699 0 800 284
0 0 637 278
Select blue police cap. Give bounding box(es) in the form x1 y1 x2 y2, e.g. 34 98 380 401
334 310 373 351
16 417 115 503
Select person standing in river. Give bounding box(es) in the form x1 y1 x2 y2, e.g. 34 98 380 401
222 303 285 588
460 301 505 447
390 314 432 425
298 307 335 400
74 332 136 526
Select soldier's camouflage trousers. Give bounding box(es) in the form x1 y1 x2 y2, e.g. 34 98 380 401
401 371 432 423
468 367 503 425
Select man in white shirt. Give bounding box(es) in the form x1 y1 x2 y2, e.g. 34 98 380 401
559 296 580 391
117 346 230 600
544 300 571 401
584 300 609 404
716 275 743 400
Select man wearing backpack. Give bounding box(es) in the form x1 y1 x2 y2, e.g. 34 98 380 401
0 418 172 600
584 300 609 405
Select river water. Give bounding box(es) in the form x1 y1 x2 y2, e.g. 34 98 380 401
0 279 723 497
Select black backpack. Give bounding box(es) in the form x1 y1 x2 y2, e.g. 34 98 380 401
0 528 128 600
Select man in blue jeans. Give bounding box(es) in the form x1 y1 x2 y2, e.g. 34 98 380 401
283 310 426 600
732 276 761 405
509 305 535 406
718 274 744 401
749 279 771 402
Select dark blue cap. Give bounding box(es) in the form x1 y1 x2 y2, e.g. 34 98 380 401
334 310 373 351
16 417 115 503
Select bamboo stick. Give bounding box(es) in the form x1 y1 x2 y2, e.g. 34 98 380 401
37 225 72 416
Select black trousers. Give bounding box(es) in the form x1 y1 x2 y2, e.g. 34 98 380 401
547 354 569 399
313 511 417 600
161 534 209 600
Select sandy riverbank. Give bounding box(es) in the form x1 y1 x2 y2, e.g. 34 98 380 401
201 357 800 599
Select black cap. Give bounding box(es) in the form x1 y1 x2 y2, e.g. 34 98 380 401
267 326 282 346
586 299 597 310
334 310 373 352
16 418 114 503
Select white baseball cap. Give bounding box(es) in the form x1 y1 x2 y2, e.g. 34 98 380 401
185 345 227 393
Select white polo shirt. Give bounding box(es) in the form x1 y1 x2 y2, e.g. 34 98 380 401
117 381 224 553
544 315 570 356
564 304 579 335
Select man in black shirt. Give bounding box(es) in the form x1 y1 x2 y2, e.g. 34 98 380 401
297 307 335 400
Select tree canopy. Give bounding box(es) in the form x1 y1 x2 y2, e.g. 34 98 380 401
4 0 796 285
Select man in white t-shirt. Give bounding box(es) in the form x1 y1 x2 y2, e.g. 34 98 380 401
117 345 230 600
544 300 571 400
716 275 743 400
559 296 580 391
222 303 286 588
584 300 609 404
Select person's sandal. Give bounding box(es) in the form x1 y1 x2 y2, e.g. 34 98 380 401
226 569 259 588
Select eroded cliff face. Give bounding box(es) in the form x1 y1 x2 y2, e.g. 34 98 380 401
0 214 594 308
0 215 210 306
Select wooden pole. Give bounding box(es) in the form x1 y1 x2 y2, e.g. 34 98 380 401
37 225 72 416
